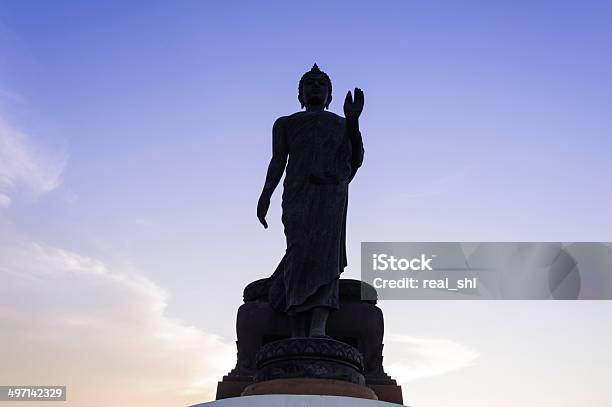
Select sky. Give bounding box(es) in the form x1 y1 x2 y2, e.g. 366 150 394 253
0 1 611 406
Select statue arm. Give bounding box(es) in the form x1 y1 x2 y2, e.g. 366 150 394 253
261 118 288 199
257 118 288 228
346 117 364 182
343 88 364 182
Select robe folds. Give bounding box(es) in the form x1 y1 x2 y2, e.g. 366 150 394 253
268 110 363 315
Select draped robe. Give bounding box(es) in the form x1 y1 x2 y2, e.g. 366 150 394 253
268 110 364 315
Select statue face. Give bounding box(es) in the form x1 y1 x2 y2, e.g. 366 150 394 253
302 73 329 108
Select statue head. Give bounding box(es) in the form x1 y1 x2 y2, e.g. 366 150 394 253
298 64 332 109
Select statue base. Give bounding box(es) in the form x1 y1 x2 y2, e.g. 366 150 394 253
192 394 402 407
242 378 377 400
216 279 403 404
254 337 366 385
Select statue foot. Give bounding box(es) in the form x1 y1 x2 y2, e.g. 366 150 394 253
309 307 330 338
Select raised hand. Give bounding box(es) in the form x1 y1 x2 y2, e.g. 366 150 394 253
343 88 364 121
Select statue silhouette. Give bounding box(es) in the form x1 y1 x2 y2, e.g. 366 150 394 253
257 64 364 338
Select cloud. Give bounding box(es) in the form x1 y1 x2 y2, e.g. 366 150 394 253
384 334 479 383
0 116 66 207
0 241 235 407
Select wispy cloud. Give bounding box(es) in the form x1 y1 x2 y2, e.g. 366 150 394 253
0 241 234 406
384 334 479 383
0 115 66 207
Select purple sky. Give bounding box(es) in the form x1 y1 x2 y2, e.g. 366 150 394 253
1 1 611 406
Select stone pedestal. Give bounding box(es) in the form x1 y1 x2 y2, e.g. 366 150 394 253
242 337 376 400
254 338 365 384
192 394 402 407
216 279 403 405
242 378 378 399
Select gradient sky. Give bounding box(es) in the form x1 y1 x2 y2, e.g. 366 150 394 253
1 1 611 406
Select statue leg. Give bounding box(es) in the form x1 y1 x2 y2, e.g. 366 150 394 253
309 307 330 337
